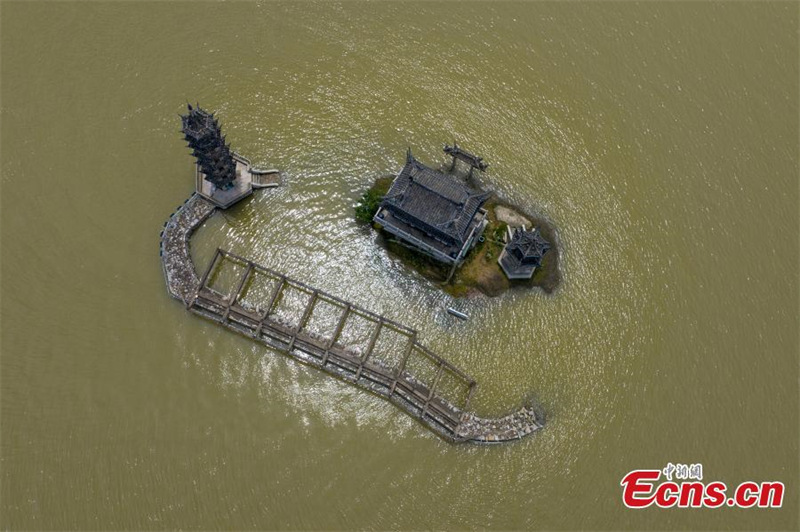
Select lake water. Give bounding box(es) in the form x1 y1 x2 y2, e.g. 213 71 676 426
1 2 797 530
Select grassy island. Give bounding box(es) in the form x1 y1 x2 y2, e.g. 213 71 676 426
355 176 561 297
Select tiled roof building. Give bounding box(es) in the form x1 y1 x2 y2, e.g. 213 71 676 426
374 150 490 265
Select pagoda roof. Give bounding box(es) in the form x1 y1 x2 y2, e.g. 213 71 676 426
507 227 550 259
181 104 220 140
498 227 551 279
380 151 490 246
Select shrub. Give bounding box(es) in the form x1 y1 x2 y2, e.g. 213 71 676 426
355 177 393 224
355 188 384 223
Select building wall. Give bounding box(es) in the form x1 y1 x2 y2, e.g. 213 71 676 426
379 219 458 264
455 210 487 265
376 208 488 267
498 247 536 280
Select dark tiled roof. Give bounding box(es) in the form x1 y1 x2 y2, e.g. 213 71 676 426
506 227 551 267
181 105 216 139
381 154 490 246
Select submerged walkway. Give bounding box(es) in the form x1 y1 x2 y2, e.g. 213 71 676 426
160 192 543 443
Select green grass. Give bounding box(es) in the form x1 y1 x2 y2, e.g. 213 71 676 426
355 176 393 224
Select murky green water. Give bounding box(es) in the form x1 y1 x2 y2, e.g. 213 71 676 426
2 2 797 530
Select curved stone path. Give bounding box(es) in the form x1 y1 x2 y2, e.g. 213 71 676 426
159 191 543 443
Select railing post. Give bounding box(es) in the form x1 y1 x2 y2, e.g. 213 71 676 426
355 319 383 380
322 304 350 366
462 381 477 413
286 290 317 353
420 363 445 419
453 381 478 438
252 275 285 339
390 334 416 396
188 248 222 308
222 262 253 321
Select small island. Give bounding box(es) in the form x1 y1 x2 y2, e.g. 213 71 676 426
356 145 561 297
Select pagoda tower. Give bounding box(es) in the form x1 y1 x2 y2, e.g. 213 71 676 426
180 104 237 190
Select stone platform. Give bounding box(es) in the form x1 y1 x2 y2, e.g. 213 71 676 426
195 153 281 209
